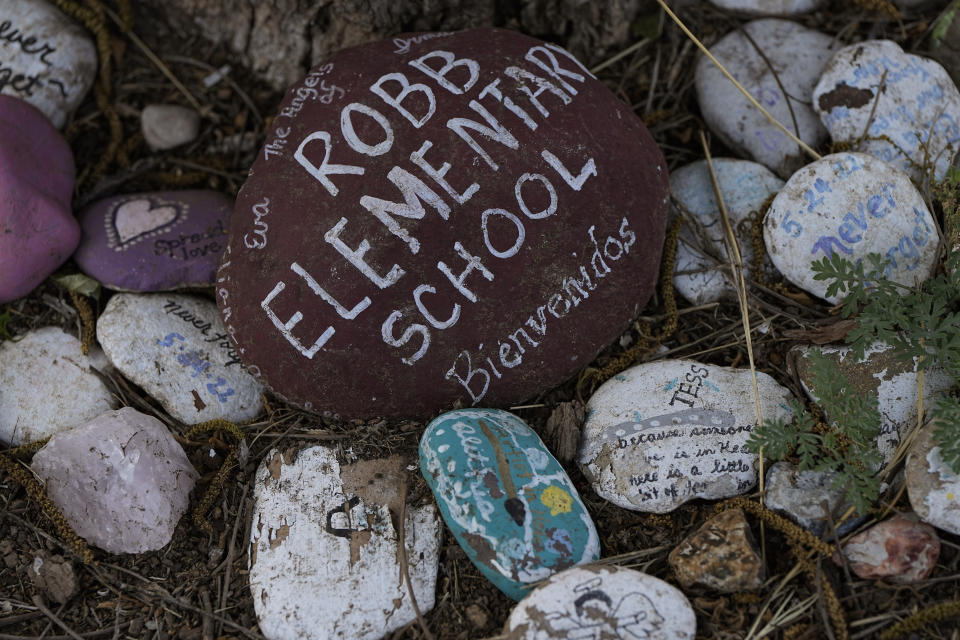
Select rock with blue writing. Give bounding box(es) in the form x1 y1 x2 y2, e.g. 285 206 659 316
74 191 232 292
503 565 696 639
672 158 783 305
695 19 837 179
763 152 939 303
217 27 670 419
0 327 116 446
708 0 824 13
794 342 954 464
0 95 78 303
96 293 263 424
0 0 97 128
420 408 599 600
250 447 440 640
906 419 960 535
31 407 198 553
814 40 960 184
578 360 794 514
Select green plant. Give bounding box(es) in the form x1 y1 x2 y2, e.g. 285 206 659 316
747 349 883 515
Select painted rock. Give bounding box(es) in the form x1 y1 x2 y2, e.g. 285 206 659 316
0 95 78 303
217 27 670 419
671 158 783 305
695 19 836 179
708 0 824 13
763 152 938 303
96 293 263 424
141 104 201 150
0 326 115 446
794 343 954 464
249 447 440 640
764 461 863 536
0 0 97 128
578 360 794 513
668 508 763 593
503 565 696 640
420 408 599 600
31 407 198 554
813 40 960 183
74 190 232 292
906 419 960 535
833 514 939 583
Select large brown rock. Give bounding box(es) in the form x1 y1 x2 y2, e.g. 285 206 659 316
217 28 669 418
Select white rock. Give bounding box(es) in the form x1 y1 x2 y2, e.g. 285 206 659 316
577 359 794 513
0 327 115 445
672 158 783 305
96 293 263 424
906 419 960 535
695 19 836 178
709 0 824 13
0 0 97 128
814 40 960 184
763 152 938 302
141 104 201 150
31 407 198 553
503 565 695 640
794 342 954 464
249 447 440 640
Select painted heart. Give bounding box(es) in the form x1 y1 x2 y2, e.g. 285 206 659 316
111 198 182 248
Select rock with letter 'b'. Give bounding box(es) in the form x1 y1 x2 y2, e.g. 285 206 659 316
420 408 600 600
217 27 670 418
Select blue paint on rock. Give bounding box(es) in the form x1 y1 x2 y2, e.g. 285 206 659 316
420 408 599 600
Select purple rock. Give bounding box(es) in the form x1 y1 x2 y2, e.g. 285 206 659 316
74 190 232 291
217 28 670 418
0 95 78 303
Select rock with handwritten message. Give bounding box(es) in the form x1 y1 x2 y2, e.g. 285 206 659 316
672 158 783 305
249 446 440 640
75 190 232 292
814 40 960 183
833 514 939 583
906 419 960 536
695 20 836 179
216 28 670 419
0 327 115 446
708 0 824 13
421 409 599 600
0 0 97 128
31 407 198 553
764 152 938 302
0 95 78 303
503 565 696 640
96 293 263 424
578 360 794 514
794 343 954 464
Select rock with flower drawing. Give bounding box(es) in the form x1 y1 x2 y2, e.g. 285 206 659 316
813 39 960 183
249 446 440 640
503 565 696 639
420 408 599 600
74 190 232 292
96 293 263 424
578 359 794 514
695 19 837 178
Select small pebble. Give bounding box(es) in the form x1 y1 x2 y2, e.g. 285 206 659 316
669 508 764 592
141 104 201 151
833 514 939 583
764 461 863 536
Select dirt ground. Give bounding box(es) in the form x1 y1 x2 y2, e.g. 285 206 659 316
2 1 959 639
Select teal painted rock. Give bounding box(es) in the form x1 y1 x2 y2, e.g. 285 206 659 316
420 408 599 600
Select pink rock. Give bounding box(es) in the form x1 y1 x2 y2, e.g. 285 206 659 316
31 407 198 554
0 95 78 303
833 514 939 583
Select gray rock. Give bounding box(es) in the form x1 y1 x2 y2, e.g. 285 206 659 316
709 0 825 13
0 327 115 446
764 461 862 536
141 104 201 150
